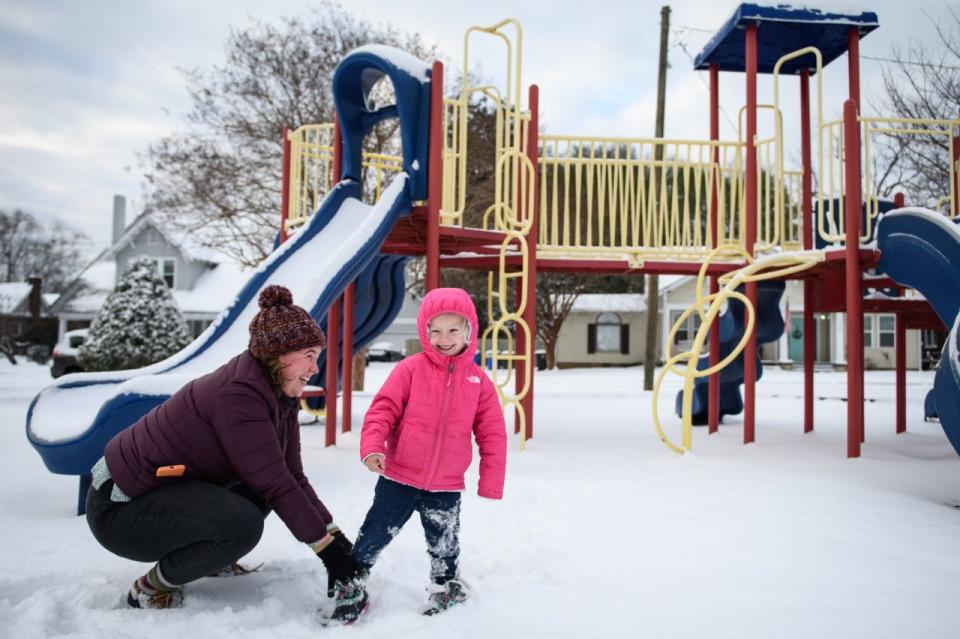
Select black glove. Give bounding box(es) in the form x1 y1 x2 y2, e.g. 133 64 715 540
331 528 354 554
317 537 360 595
324 529 356 596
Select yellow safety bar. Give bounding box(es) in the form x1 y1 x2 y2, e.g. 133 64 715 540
773 47 824 251
651 246 825 454
285 125 403 232
453 18 534 449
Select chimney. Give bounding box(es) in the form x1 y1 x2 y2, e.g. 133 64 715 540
28 276 41 324
112 195 126 246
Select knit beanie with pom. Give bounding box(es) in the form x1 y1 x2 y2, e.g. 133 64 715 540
248 285 325 360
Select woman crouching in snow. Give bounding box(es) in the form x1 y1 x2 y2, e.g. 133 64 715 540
85 285 361 609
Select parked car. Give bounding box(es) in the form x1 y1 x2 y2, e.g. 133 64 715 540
367 341 405 362
50 328 88 378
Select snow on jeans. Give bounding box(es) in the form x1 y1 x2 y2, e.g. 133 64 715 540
85 480 270 585
354 476 462 585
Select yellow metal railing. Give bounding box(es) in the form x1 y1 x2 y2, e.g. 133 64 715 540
819 115 960 243
285 124 403 232
861 115 959 220
287 124 336 231
536 135 750 262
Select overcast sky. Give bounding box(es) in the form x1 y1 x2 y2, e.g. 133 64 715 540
0 0 952 257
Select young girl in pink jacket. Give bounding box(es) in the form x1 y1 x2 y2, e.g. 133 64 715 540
329 287 507 622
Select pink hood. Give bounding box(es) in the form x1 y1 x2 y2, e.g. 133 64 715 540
416 287 480 368
359 287 506 498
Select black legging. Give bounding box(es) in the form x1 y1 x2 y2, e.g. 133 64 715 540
86 480 270 585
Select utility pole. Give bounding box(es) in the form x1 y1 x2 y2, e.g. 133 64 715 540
644 5 671 390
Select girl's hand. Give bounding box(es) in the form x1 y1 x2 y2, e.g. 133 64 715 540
363 454 386 474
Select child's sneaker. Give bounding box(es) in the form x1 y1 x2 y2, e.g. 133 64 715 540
422 578 468 616
325 577 369 624
126 578 184 609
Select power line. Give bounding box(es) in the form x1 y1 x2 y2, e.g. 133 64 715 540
861 54 960 71
671 36 739 133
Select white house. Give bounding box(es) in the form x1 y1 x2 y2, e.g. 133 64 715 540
556 276 937 371
52 196 424 354
51 196 251 339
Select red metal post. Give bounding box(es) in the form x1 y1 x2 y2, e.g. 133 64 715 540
895 311 906 434
843 99 864 458
743 24 759 445
320 114 344 447
342 282 355 433
708 63 721 434
517 84 539 441
847 28 861 114
426 60 444 292
280 127 292 244
800 69 815 433
847 28 866 444
325 296 340 447
894 191 906 434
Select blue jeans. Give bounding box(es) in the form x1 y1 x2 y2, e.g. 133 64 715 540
353 476 462 584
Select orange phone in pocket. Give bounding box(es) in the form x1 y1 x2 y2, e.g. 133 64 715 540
156 464 186 478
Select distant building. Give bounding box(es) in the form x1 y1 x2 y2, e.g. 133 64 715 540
50 196 424 353
0 278 57 347
50 196 250 339
555 276 933 371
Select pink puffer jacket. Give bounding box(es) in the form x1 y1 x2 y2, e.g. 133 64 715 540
359 288 507 498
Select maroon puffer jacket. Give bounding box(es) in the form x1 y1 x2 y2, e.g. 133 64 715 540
104 351 331 543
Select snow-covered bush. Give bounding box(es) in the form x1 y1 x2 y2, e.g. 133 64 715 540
78 257 192 371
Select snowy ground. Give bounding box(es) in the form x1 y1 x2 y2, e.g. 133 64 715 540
3 358 960 638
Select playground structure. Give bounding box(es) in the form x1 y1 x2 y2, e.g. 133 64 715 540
284 4 959 459
25 4 960 513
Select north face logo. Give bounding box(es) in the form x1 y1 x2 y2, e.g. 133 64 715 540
467 375 481 383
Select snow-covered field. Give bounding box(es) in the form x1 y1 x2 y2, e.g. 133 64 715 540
3 358 959 638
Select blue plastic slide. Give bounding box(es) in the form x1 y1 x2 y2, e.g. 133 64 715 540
675 281 786 424
877 208 960 456
306 253 410 408
26 46 434 512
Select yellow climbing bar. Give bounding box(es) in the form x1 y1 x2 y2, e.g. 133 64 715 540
651 246 825 454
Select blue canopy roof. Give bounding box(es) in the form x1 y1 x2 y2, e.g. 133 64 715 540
693 3 879 75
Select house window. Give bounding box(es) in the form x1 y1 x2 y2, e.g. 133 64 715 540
878 314 895 348
587 312 629 355
145 257 176 288
863 315 873 348
670 310 702 345
596 312 622 353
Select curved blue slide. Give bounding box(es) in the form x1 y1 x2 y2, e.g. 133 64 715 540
675 281 786 424
307 253 410 408
26 46 434 512
877 208 960 456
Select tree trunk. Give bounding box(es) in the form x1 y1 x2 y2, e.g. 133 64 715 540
545 337 557 370
352 349 366 391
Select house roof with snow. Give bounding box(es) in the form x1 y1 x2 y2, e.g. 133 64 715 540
0 283 33 314
57 261 251 317
570 294 647 314
103 211 226 264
